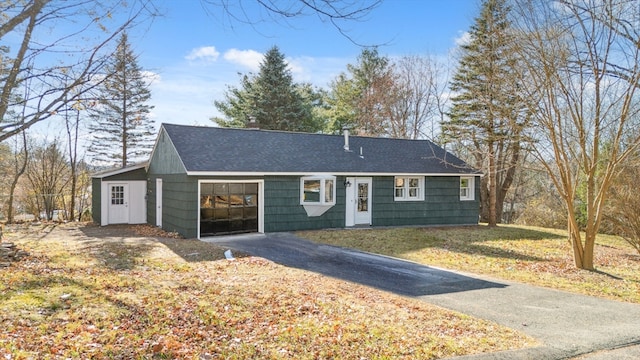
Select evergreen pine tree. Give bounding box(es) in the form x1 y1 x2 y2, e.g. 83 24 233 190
213 46 322 132
443 0 529 226
325 48 395 136
88 33 155 168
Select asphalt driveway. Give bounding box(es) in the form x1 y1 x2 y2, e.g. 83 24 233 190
205 232 640 360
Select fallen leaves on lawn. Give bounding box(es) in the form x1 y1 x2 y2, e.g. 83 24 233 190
131 224 182 239
0 224 536 359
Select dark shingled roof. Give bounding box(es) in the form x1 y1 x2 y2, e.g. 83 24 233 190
160 123 480 175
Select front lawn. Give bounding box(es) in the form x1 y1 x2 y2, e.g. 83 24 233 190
0 223 535 359
298 225 640 304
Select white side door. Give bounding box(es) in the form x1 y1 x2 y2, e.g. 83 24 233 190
156 178 163 227
108 183 129 224
128 181 147 224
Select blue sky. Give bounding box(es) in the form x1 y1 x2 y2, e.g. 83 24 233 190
129 0 480 128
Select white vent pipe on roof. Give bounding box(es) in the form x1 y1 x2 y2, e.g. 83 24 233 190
343 128 350 151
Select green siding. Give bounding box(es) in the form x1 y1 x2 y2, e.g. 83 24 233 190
147 129 196 237
264 175 478 232
372 176 479 227
264 176 345 232
91 178 101 224
148 129 186 174
147 173 199 238
145 174 478 237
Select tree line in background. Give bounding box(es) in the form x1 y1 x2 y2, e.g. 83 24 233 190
0 0 380 223
1 1 157 222
213 46 448 140
212 0 640 269
1 0 639 270
0 31 153 223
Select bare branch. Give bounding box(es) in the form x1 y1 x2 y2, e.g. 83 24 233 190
200 0 381 46
0 0 159 143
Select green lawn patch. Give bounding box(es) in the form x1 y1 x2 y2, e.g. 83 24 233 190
298 225 640 304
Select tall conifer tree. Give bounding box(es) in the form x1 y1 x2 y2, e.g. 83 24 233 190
326 48 395 136
214 46 322 132
443 0 529 226
88 33 154 168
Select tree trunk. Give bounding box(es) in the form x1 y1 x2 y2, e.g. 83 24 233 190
495 143 521 224
66 110 81 221
568 215 595 270
487 143 498 227
480 176 491 222
582 233 595 270
6 132 28 223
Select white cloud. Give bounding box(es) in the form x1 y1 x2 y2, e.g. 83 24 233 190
142 70 161 84
285 56 307 78
454 31 471 47
223 49 263 71
185 46 220 63
148 64 234 127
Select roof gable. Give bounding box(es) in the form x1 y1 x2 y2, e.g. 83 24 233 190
159 123 479 175
148 126 188 174
92 163 147 179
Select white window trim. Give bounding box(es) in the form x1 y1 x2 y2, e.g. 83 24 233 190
460 176 475 201
300 175 336 206
394 176 425 201
300 175 336 217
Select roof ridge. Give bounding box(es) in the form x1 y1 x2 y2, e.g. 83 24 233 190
160 123 435 143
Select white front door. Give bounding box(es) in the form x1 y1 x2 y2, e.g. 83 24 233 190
345 177 372 226
354 178 372 225
108 183 129 224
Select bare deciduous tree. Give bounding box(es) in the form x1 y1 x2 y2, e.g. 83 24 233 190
386 55 448 140
0 0 158 143
513 0 640 269
25 140 70 221
605 156 640 254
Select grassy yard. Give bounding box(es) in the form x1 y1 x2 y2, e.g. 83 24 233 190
0 223 535 359
298 225 640 304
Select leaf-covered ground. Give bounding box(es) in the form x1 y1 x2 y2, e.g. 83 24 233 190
0 223 535 359
298 225 640 304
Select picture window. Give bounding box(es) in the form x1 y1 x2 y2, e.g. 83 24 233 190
301 176 336 205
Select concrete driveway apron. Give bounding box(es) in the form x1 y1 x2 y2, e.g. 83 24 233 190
205 232 640 360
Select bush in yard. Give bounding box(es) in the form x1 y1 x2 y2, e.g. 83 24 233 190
605 163 640 254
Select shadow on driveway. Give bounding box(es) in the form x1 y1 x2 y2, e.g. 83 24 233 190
205 232 507 297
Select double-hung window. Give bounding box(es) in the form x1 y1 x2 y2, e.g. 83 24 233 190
394 176 424 201
460 176 475 201
301 176 336 205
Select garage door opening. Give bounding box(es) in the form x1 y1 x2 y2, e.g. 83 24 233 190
200 182 259 236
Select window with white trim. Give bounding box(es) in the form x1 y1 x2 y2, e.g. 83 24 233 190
300 176 336 205
460 176 475 201
394 177 424 201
